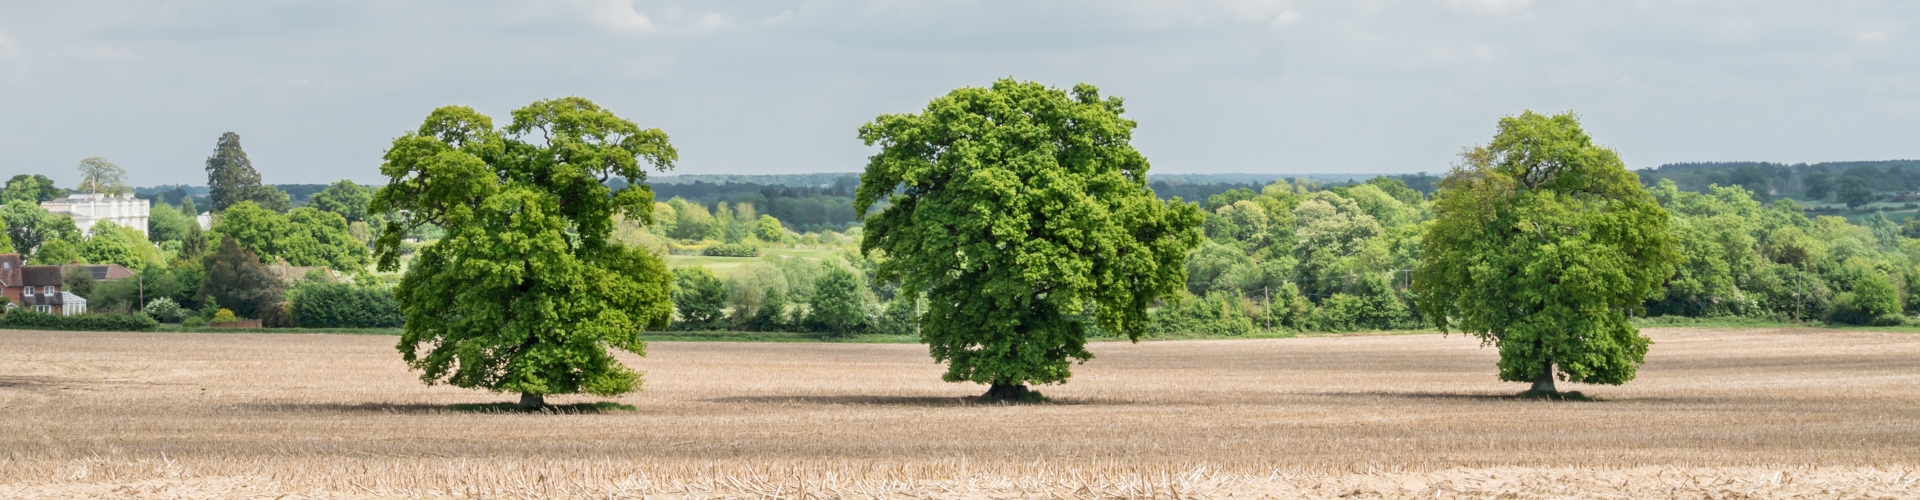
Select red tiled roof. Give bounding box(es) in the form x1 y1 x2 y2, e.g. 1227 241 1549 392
0 254 20 288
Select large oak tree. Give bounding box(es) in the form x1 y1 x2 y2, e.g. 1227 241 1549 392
855 79 1202 401
1414 111 1679 394
372 98 677 407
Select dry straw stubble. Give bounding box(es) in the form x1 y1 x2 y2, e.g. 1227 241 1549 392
2 327 1918 498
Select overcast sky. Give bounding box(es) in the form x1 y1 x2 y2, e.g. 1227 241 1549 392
0 1 1915 187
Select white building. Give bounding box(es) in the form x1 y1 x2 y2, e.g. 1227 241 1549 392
41 193 151 237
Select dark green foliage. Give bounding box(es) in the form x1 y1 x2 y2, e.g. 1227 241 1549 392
872 296 921 337
60 266 95 298
261 302 295 328
671 267 729 329
1149 291 1256 337
1802 172 1833 200
286 282 405 328
856 79 1202 393
1838 175 1875 209
0 310 158 331
3 174 67 203
701 242 759 257
205 132 292 213
805 264 869 336
196 235 285 318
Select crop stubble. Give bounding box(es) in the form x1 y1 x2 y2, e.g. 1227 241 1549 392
1 327 1917 499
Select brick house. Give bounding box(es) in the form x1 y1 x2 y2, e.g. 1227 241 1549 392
0 254 20 307
0 254 87 316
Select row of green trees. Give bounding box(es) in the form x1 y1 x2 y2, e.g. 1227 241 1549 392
667 254 919 337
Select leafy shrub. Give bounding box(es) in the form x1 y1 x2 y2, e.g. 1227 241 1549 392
183 317 206 327
285 283 404 328
0 310 158 331
1149 291 1256 337
702 242 759 257
213 309 238 323
262 302 296 328
143 297 184 322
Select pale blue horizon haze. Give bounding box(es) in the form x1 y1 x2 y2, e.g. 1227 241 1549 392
0 1 1915 187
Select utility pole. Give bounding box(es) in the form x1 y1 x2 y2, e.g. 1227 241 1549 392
1263 285 1271 332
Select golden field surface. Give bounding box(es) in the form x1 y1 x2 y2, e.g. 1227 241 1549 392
2 327 1918 499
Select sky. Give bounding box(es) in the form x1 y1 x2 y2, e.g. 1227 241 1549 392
0 0 1916 187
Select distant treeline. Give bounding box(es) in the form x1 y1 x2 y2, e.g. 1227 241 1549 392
1636 160 1920 202
135 184 350 214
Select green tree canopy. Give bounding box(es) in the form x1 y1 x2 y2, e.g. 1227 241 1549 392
1 199 80 257
147 202 197 245
806 262 870 336
1837 175 1875 209
854 79 1202 401
196 235 285 318
80 221 163 271
1414 111 1679 394
75 157 130 195
310 179 373 222
3 174 66 204
371 97 678 408
670 266 728 328
211 201 370 273
205 132 292 213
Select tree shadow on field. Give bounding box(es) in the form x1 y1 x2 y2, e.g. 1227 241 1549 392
243 402 456 414
705 395 1115 406
1312 391 1602 402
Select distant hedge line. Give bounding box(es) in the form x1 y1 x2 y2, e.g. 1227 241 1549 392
0 310 159 331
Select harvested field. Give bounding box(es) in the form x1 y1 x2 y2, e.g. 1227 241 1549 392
2 327 1918 499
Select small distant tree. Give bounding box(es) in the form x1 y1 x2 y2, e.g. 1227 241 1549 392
197 235 286 318
205 132 292 213
1838 175 1875 209
310 179 373 222
372 98 677 408
75 157 130 195
754 214 785 242
1415 111 1679 395
805 263 869 336
671 267 729 328
854 79 1203 401
1802 172 1834 201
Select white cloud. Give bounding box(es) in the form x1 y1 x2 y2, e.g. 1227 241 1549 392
584 0 657 32
693 12 731 31
1273 10 1303 27
1858 31 1888 43
1445 0 1530 16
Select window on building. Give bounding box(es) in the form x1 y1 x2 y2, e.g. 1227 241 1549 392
42 285 55 294
34 305 51 313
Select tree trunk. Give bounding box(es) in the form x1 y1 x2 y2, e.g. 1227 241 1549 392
519 392 546 408
1529 363 1557 393
982 384 1031 402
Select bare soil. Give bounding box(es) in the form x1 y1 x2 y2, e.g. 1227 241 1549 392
2 327 1917 499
